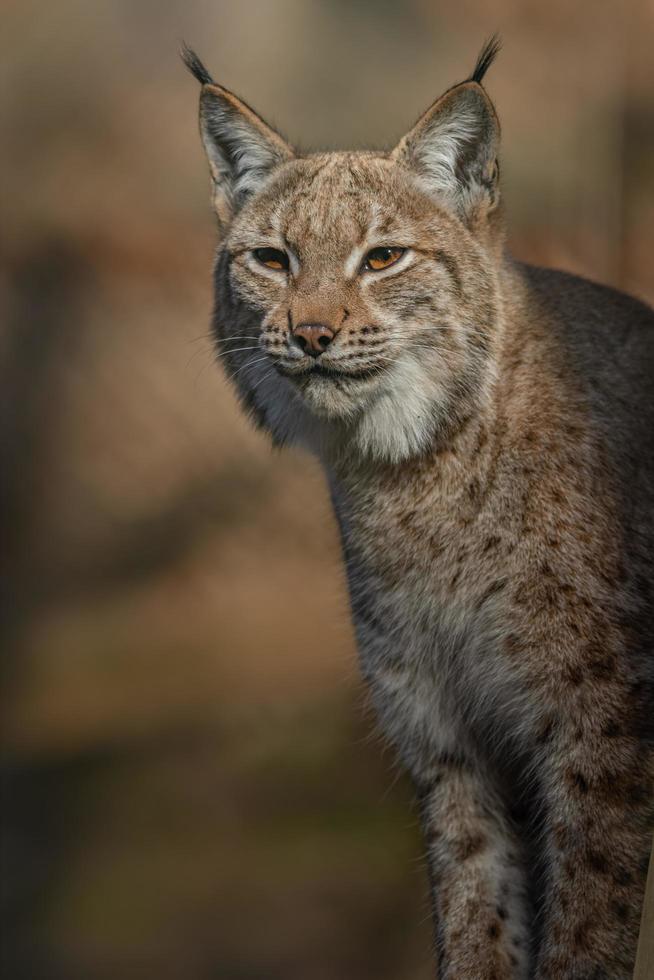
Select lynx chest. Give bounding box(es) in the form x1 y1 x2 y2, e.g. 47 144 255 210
329 464 531 773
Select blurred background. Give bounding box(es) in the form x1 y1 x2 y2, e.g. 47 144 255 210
2 1 653 978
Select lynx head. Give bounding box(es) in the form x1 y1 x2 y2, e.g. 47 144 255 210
183 39 504 464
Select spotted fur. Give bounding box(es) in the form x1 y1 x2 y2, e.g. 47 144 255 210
184 41 654 979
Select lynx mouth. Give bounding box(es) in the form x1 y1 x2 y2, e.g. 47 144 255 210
276 363 383 385
309 364 381 382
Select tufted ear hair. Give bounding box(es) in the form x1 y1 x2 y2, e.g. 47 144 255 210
391 37 501 225
182 45 294 225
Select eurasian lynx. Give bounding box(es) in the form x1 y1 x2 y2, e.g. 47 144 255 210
183 39 653 979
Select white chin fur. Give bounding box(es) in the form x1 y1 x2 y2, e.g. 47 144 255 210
348 355 440 463
298 373 369 420
247 354 442 465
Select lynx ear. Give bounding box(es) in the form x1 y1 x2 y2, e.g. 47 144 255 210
392 39 501 223
182 46 294 223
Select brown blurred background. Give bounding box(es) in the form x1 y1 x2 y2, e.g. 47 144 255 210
2 2 653 978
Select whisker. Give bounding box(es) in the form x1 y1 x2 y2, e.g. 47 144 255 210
219 334 261 343
189 342 261 380
219 354 271 386
248 366 277 394
229 354 272 381
193 351 220 387
214 345 262 358
185 346 216 371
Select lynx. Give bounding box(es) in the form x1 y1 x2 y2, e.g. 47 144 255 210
183 39 654 979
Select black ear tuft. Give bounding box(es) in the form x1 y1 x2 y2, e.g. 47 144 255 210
180 42 214 86
469 34 501 86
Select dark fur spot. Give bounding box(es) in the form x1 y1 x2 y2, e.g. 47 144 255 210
399 508 417 529
587 849 608 874
512 583 530 607
612 901 629 922
425 827 442 845
570 771 589 793
565 665 583 686
467 478 480 500
433 249 463 295
574 921 590 949
613 867 633 887
504 633 520 655
564 858 577 880
488 921 501 939
496 905 507 920
436 751 467 771
588 653 617 680
452 832 486 862
475 578 507 609
553 822 568 848
536 718 555 744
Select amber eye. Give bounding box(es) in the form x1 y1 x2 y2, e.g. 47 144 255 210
253 247 290 271
364 246 406 272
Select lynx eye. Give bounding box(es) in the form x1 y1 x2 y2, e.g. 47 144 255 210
253 247 289 271
364 246 406 272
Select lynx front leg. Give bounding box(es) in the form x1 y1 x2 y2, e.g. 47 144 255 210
533 732 652 980
418 755 531 980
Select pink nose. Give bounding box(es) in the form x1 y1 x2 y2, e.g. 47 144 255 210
292 323 335 357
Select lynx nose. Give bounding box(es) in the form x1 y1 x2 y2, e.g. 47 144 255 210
292 323 335 357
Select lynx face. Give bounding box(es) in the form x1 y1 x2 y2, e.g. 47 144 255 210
185 47 502 462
